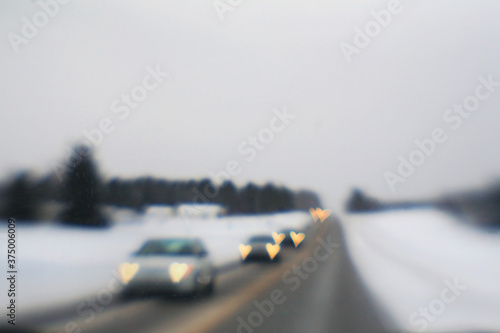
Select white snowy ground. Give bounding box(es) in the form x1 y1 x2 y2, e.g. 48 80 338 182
341 208 500 332
0 210 312 313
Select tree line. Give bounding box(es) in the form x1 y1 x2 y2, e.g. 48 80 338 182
0 145 321 227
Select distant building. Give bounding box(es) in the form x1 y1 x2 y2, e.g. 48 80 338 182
145 205 176 217
176 204 226 219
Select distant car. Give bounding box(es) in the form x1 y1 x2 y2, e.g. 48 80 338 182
243 235 281 263
279 229 305 248
123 238 215 297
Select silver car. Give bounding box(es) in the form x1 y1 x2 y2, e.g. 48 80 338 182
123 238 215 297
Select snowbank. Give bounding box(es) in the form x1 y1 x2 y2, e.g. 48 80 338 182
341 208 500 332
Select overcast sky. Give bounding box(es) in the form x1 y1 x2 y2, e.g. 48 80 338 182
1 0 500 209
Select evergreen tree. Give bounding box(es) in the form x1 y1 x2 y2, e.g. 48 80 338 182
216 181 239 213
346 188 379 212
196 178 217 204
294 190 321 211
59 145 107 227
240 183 260 214
276 186 294 211
260 183 279 213
2 172 39 221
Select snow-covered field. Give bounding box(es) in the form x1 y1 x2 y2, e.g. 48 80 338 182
0 210 312 313
341 208 500 332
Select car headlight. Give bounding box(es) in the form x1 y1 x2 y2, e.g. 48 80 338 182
169 263 194 283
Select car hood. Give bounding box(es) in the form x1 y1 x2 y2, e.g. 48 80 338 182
250 242 273 250
132 255 203 269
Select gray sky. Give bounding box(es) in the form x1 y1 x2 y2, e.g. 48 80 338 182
1 0 500 209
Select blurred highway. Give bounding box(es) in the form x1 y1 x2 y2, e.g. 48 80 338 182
24 217 391 333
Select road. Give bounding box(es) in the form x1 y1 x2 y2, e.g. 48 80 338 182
20 217 393 333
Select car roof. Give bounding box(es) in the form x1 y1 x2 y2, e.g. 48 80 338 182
137 238 207 255
140 238 206 248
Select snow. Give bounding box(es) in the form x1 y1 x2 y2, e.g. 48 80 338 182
341 208 500 332
0 211 312 313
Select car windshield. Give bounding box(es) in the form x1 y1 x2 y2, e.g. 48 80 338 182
249 236 274 243
137 239 203 256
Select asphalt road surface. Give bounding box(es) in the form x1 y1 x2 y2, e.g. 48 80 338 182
18 217 393 333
